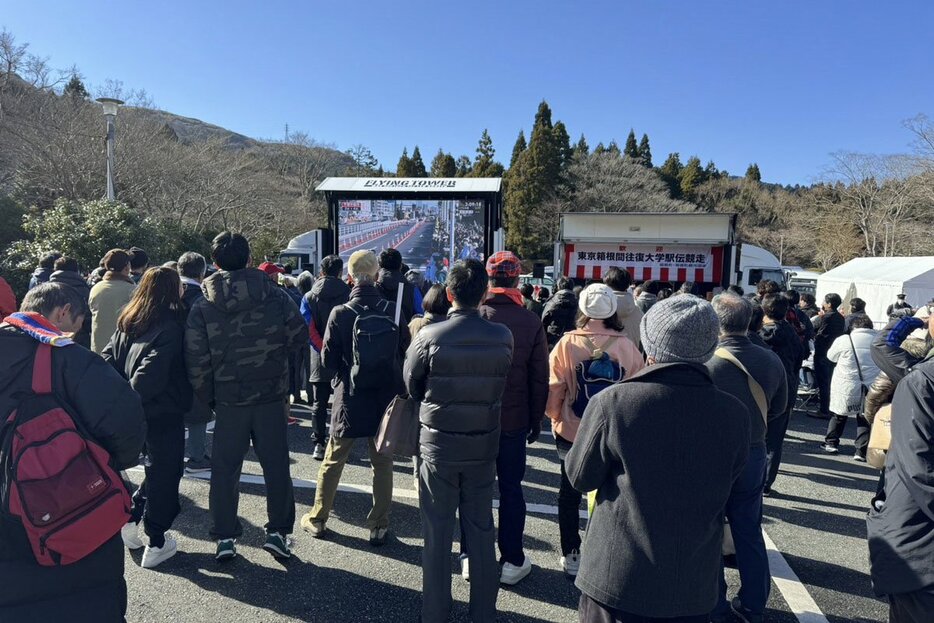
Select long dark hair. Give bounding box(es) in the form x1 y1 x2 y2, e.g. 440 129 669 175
575 310 624 332
117 266 182 338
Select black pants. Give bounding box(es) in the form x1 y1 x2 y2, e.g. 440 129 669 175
889 586 934 623
129 417 185 548
813 357 834 414
765 378 798 489
209 399 295 539
825 412 871 456
556 436 583 555
310 381 332 446
579 594 707 623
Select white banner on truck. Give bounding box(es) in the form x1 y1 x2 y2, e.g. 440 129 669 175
564 243 724 282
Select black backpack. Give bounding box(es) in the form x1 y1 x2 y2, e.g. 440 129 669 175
346 298 400 395
570 336 626 418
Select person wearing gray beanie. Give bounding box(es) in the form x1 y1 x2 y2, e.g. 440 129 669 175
566 292 750 622
639 295 720 365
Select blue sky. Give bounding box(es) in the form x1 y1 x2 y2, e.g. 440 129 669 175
4 1 932 184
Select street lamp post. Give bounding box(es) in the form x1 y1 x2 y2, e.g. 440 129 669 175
96 97 124 201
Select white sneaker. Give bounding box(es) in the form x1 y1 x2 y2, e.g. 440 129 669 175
141 534 177 568
560 550 581 577
121 522 144 550
460 554 470 582
500 555 532 585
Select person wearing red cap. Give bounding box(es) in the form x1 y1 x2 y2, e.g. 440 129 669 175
457 250 548 586
258 261 287 278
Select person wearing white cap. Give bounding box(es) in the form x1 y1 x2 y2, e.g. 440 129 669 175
544 283 644 577
565 295 750 622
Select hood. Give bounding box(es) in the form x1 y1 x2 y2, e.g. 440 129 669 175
759 321 789 343
49 270 89 290
0 327 39 397
615 290 638 316
201 268 275 314
311 275 349 301
377 269 403 293
637 292 657 302
32 267 52 280
552 289 577 308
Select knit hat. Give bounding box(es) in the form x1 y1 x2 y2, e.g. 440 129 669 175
579 283 618 320
485 251 522 278
640 296 719 364
347 250 379 281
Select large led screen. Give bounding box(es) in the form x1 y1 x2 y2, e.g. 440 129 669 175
338 199 485 284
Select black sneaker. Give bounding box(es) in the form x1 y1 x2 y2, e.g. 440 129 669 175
263 532 292 559
216 538 237 562
820 443 839 454
185 456 212 474
762 486 774 497
369 527 389 547
730 598 763 623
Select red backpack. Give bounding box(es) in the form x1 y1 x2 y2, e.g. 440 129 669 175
0 344 131 566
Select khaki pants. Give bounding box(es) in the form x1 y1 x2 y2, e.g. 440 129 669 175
309 436 393 530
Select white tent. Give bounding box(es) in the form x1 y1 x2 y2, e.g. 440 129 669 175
815 257 934 327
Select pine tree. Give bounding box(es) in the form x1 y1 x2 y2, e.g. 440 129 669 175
345 144 379 175
606 140 621 156
745 163 762 183
410 146 427 177
510 130 527 168
470 129 504 177
430 149 457 177
593 142 606 155
658 152 684 198
624 129 639 159
396 147 415 177
638 134 652 167
679 156 704 201
455 155 472 177
552 121 573 170
63 74 89 99
704 160 719 181
574 134 589 158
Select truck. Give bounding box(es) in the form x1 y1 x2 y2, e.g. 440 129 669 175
553 212 785 293
278 229 329 276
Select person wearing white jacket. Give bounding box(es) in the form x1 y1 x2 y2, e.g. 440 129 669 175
821 315 881 460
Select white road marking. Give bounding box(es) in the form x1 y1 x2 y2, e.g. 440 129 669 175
762 530 830 623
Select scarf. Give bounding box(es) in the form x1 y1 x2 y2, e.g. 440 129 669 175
1 312 74 346
487 287 525 307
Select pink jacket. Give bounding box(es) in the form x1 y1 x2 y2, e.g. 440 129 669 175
545 320 645 443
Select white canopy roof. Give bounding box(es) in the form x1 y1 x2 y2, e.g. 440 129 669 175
316 177 501 193
816 256 934 325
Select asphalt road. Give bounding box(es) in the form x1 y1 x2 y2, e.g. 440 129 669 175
339 220 436 271
122 401 889 623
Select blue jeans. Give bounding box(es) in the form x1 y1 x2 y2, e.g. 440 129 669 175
461 428 528 566
713 444 770 616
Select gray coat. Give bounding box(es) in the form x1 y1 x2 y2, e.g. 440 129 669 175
706 335 788 446
565 363 749 618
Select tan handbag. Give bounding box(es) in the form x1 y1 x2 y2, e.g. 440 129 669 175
867 404 892 469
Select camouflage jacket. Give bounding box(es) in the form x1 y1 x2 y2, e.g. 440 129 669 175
185 268 307 407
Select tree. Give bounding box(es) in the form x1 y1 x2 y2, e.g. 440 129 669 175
658 152 683 198
455 155 471 177
430 149 457 177
606 140 621 156
704 160 720 181
396 147 416 177
745 163 762 183
624 129 639 159
63 74 88 99
345 144 379 175
638 134 652 167
510 130 527 168
552 121 573 171
469 129 504 177
410 145 427 177
679 156 704 201
574 134 589 158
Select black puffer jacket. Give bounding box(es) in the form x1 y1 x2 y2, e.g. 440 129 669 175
480 294 549 433
48 270 92 349
303 275 351 383
813 311 845 360
102 312 193 421
760 320 804 402
0 326 145 620
322 284 410 438
376 268 417 326
185 268 307 407
542 289 578 347
405 308 513 466
181 281 203 312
